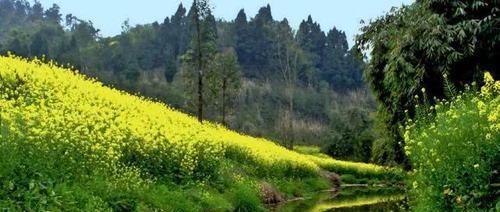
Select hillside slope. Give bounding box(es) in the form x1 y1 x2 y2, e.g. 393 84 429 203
0 55 399 211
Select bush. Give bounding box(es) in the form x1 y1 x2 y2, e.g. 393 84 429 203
230 183 265 212
404 73 500 211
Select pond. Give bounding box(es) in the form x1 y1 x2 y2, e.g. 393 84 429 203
272 186 407 212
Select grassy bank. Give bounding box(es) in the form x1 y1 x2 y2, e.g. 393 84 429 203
0 55 400 211
295 146 404 184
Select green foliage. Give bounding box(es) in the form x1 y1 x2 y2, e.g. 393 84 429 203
356 0 500 165
207 48 242 124
272 177 330 199
294 145 323 156
230 183 266 212
405 73 499 211
296 15 325 76
318 90 378 162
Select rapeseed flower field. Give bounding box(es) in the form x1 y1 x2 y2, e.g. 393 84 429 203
0 55 319 180
0 55 399 210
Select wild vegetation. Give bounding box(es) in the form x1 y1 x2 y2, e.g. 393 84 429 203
404 73 499 211
356 0 500 165
357 0 500 210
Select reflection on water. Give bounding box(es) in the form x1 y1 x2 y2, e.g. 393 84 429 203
274 187 406 212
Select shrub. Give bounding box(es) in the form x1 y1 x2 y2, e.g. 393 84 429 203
404 73 500 211
230 183 265 212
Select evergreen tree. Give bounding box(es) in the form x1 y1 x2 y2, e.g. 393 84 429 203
29 1 44 21
13 0 28 19
0 0 14 16
233 9 253 74
30 31 48 57
183 0 217 122
296 15 325 77
321 28 347 89
245 4 275 78
44 4 62 24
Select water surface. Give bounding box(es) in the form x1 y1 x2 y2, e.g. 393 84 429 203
274 187 406 212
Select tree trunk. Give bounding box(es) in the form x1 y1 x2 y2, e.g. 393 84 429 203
288 85 294 150
194 0 203 123
222 77 227 126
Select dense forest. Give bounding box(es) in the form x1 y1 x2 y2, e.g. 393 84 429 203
0 0 375 162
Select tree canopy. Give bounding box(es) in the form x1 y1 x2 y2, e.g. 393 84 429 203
356 0 500 164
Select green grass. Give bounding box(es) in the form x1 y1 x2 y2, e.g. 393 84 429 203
295 145 404 184
294 145 324 156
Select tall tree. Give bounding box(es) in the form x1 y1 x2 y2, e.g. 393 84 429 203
160 4 188 81
187 0 216 122
30 31 48 57
296 15 325 78
245 4 275 78
170 3 189 55
208 48 241 126
275 18 303 149
29 0 44 21
233 9 254 74
321 28 363 90
44 3 62 24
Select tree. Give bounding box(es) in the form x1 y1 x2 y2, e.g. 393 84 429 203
13 0 28 19
208 48 241 126
44 3 62 24
6 38 29 57
233 9 254 74
0 0 14 17
242 5 275 78
296 15 325 73
275 19 303 149
356 0 500 165
321 28 363 90
29 0 44 21
186 0 216 122
30 31 48 57
160 4 188 82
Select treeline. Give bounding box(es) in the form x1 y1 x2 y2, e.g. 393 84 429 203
0 0 374 162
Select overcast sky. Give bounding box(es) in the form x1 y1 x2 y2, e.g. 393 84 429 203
37 0 414 46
